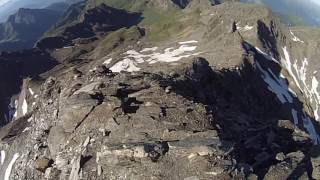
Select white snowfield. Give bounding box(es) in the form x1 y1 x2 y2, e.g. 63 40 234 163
254 46 320 144
22 98 28 116
290 30 304 43
109 41 200 72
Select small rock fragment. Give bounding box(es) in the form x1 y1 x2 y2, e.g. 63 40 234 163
35 157 52 173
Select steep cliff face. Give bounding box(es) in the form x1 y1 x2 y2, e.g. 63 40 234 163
0 7 65 52
0 50 57 126
0 1 320 179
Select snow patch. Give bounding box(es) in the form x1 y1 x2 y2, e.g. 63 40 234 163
110 58 141 72
311 76 320 101
109 42 199 72
4 153 19 180
290 30 304 43
13 100 18 118
141 47 158 52
1 150 5 165
280 46 320 143
311 76 320 123
102 58 112 66
255 47 279 64
179 40 198 45
22 98 28 115
281 47 302 91
22 127 30 133
237 23 254 31
242 25 254 31
28 88 34 96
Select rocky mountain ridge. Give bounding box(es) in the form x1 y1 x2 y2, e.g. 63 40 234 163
0 0 319 179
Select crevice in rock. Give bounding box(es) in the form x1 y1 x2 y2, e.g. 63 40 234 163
114 86 146 114
74 106 96 131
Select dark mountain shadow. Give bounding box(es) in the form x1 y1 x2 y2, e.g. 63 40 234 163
0 49 58 126
158 54 319 178
171 0 192 8
256 20 281 60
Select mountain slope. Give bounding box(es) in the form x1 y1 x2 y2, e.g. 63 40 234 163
0 0 320 179
0 0 69 22
0 6 67 52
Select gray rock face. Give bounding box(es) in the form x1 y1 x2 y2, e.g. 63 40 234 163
48 126 68 156
59 94 99 133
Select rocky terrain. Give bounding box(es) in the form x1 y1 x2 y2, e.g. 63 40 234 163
0 0 320 179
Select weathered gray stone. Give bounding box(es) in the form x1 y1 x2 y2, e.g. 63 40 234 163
34 157 52 173
48 126 68 156
59 94 99 132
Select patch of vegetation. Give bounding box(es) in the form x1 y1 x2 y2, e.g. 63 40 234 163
142 9 196 41
290 26 320 41
99 26 143 51
277 13 307 26
45 0 201 43
88 0 148 11
88 0 201 42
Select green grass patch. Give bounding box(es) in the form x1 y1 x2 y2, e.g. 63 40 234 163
99 26 142 50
